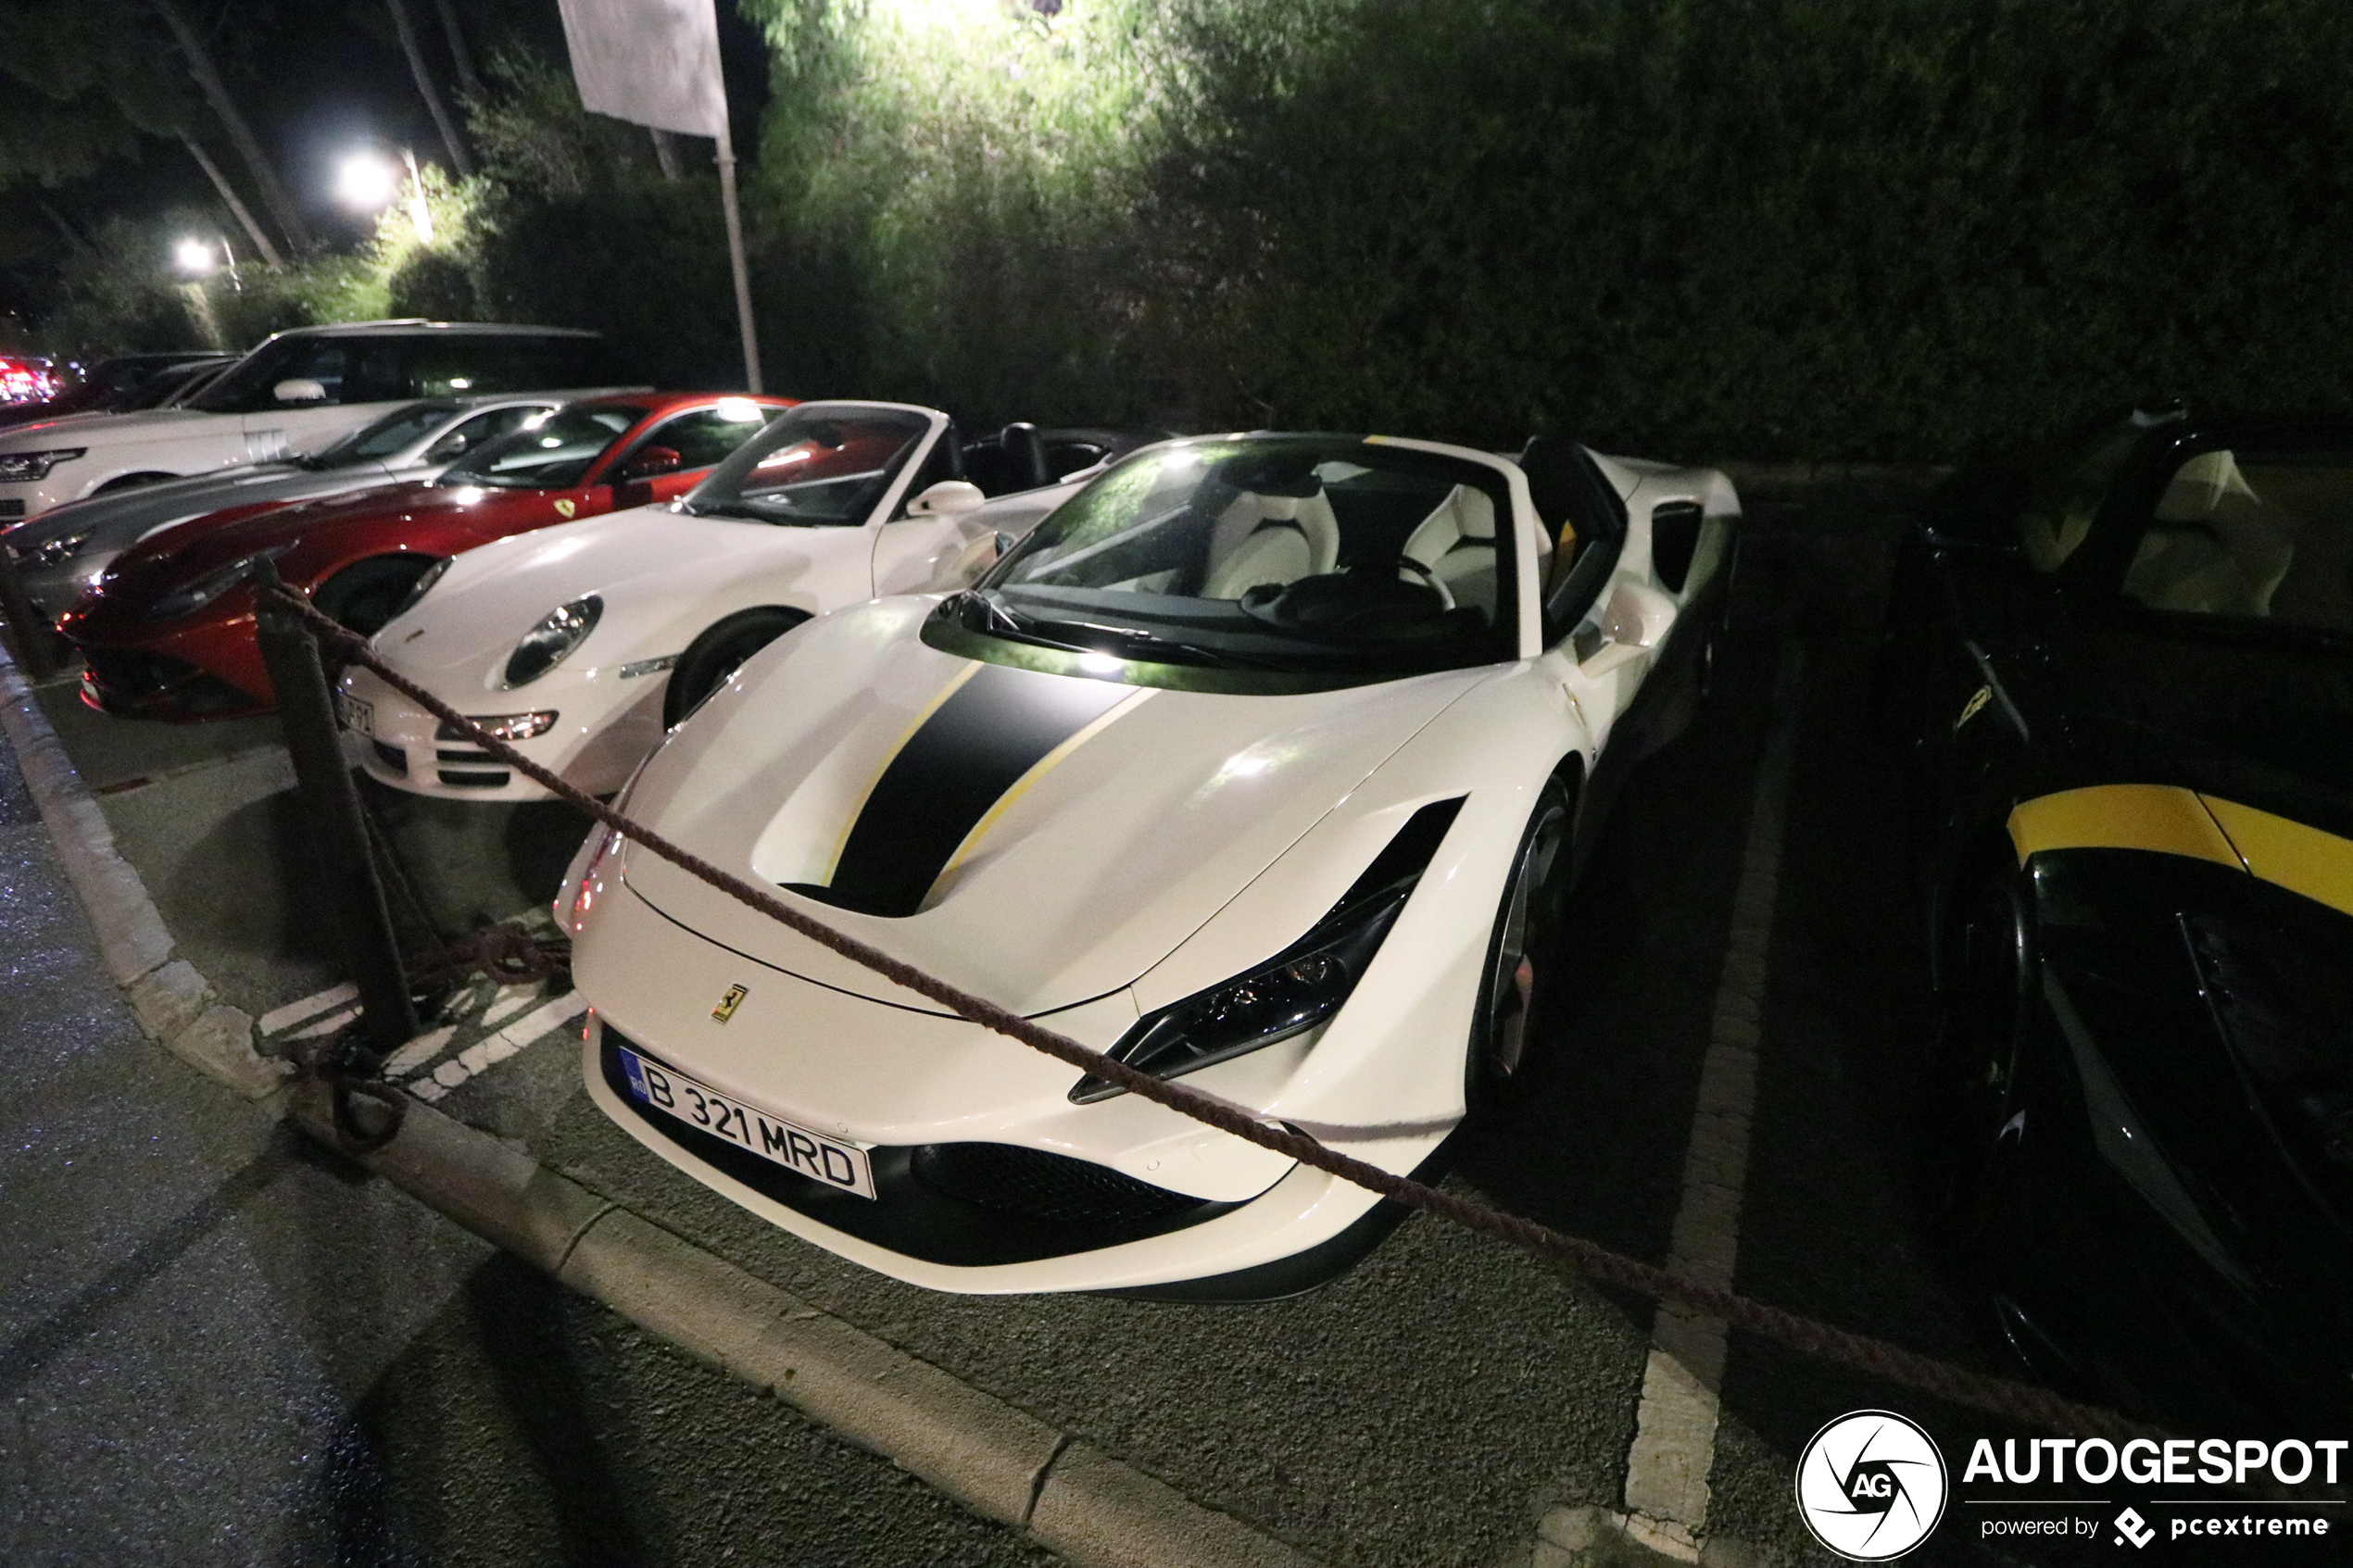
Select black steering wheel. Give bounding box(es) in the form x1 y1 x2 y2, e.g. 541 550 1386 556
1395 554 1456 611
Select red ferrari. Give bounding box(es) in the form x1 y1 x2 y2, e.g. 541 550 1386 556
60 392 792 720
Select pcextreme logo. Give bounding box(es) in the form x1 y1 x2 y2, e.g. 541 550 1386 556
1795 1410 1950 1561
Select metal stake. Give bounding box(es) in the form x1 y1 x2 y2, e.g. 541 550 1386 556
250 560 420 1056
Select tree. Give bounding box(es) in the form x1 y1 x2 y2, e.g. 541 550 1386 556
387 0 474 177
434 0 484 101
149 0 314 254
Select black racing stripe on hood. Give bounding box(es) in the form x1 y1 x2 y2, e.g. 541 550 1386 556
817 662 1132 917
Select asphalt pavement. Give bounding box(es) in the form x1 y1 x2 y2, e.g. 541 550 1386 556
1 671 1058 1566
9 491 2121 1566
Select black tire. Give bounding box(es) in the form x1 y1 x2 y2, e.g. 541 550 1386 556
1921 872 2040 1273
1467 773 1576 1114
315 555 446 636
663 607 810 727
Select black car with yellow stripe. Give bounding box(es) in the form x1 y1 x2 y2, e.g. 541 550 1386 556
1879 404 2353 1429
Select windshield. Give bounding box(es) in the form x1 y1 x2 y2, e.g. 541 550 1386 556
684 407 933 525
937 435 1517 686
297 401 461 470
439 405 644 490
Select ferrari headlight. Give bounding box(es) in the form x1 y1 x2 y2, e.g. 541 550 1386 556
1071 883 1408 1103
2183 909 2353 1188
501 595 601 688
145 543 294 621
0 447 85 483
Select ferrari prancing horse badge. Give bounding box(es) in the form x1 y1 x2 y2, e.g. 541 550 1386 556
712 985 747 1022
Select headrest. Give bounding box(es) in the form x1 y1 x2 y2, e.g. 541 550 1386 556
1452 485 1496 541
999 420 1049 491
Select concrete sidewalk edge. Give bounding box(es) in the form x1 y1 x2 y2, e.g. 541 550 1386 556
286 1083 1327 1568
0 645 286 1098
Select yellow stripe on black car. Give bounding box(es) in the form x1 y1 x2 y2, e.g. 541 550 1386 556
2006 784 2243 871
2008 783 2353 921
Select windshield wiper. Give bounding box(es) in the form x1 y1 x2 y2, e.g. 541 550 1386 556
952 592 1279 669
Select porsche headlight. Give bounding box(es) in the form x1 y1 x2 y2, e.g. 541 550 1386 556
145 544 294 621
1071 798 1463 1103
501 595 601 688
0 447 85 483
438 710 557 742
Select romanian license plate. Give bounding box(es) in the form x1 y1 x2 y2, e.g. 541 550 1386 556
617 1047 875 1199
336 692 373 735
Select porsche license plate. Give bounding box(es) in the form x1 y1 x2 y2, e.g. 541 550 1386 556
617 1047 875 1199
336 692 373 735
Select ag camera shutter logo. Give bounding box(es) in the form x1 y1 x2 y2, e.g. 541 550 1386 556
1795 1410 1949 1561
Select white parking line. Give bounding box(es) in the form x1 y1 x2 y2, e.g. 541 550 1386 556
409 993 587 1103
1618 643 1806 1557
381 1024 458 1079
258 982 358 1037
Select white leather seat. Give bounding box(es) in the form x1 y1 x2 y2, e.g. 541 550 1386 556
2125 450 2296 618
1200 488 1341 598
1402 483 1498 616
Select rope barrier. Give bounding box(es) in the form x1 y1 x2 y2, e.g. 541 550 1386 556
265 582 2166 1445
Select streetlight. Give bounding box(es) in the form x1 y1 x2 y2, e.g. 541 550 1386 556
173 234 243 292
334 144 434 244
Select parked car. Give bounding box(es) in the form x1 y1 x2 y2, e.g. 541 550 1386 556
6 395 572 624
1879 402 2353 1430
0 355 61 408
58 393 791 720
0 320 625 523
561 429 1736 1297
337 404 1160 799
0 353 227 433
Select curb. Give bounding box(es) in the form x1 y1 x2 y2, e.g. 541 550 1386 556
286 1084 1325 1568
0 646 286 1098
0 638 1326 1568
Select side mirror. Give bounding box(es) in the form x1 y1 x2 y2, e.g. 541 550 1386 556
906 479 987 518
1577 580 1679 678
273 377 328 404
617 445 684 483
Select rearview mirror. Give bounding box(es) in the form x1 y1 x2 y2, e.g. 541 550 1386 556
906 480 986 518
1577 580 1679 678
617 445 684 483
273 378 328 404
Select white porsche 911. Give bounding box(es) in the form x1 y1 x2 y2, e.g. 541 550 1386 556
562 431 1737 1297
337 402 1151 799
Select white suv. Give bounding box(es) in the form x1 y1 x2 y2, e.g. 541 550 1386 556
0 320 625 522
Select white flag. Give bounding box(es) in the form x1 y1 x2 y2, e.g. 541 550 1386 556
557 0 729 139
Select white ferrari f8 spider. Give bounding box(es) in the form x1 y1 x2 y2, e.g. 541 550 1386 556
564 431 1738 1297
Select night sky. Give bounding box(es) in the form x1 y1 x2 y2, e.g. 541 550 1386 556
0 0 771 324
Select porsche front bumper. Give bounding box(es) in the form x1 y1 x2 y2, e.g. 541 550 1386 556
340 661 664 802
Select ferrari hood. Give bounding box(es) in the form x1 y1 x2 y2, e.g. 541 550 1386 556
617 598 1490 1016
